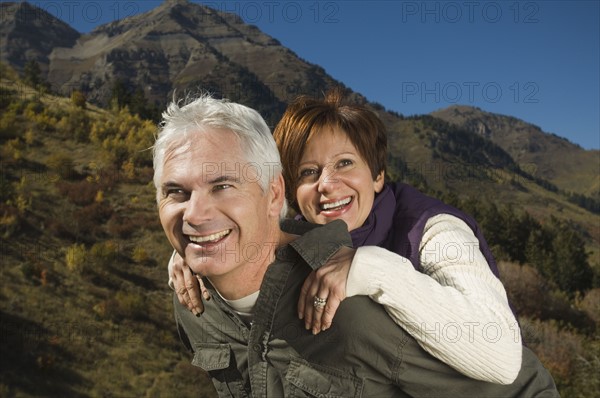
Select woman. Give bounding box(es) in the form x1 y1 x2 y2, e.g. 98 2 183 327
170 89 522 384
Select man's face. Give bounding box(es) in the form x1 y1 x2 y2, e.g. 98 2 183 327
158 129 281 284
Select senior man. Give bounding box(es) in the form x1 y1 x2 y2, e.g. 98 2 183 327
153 94 558 397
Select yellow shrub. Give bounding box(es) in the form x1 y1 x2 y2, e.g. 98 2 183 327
65 244 87 273
89 240 120 267
132 246 149 264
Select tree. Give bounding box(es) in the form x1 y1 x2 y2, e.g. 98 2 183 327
548 218 593 295
109 80 160 121
526 217 594 297
110 79 131 110
23 60 42 87
71 90 87 109
22 60 50 91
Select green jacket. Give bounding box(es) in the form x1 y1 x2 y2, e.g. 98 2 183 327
175 220 558 397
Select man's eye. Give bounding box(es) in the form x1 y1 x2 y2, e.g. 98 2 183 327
213 184 232 192
165 189 188 200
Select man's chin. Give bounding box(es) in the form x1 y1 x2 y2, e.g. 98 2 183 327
186 256 230 278
185 257 209 274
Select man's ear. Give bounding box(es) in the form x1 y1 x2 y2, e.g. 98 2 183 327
374 170 385 193
268 174 286 217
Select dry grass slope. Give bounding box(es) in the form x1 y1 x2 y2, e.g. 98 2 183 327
1 70 598 397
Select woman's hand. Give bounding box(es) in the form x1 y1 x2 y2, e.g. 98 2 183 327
170 252 210 316
298 246 356 334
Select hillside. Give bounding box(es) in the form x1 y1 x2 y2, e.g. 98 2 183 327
0 71 216 396
1 70 598 397
431 105 600 198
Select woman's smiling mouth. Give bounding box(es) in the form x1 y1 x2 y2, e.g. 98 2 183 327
320 196 353 212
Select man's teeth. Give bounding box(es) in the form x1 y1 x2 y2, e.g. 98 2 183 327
321 197 351 210
189 230 231 243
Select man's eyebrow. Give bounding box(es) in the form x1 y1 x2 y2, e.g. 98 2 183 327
161 182 182 190
208 175 242 184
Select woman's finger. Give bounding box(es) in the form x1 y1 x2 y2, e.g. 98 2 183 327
172 265 190 307
198 275 211 301
301 272 320 330
182 265 203 315
311 285 329 335
298 272 312 320
319 293 342 332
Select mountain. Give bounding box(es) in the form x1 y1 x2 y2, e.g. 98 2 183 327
40 0 340 125
3 0 595 201
0 1 80 76
0 0 343 124
1 0 597 254
431 105 599 198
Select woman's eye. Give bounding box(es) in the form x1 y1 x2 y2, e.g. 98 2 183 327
299 168 319 179
337 159 353 168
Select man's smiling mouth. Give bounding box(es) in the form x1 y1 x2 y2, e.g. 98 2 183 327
188 229 232 244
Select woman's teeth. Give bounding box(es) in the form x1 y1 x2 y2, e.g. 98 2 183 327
321 197 351 210
188 230 231 243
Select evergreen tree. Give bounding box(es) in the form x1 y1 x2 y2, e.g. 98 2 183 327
525 228 553 280
548 217 593 295
501 207 538 264
110 79 131 109
22 60 51 92
525 217 593 296
71 90 87 109
23 60 42 87
478 202 507 259
129 88 160 122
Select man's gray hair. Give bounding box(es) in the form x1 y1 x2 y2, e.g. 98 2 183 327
153 93 288 218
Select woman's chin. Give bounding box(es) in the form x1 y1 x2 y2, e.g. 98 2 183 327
319 213 356 230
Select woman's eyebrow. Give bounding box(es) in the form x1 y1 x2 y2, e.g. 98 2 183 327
299 152 356 164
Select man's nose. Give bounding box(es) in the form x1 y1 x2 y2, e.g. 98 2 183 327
183 191 212 226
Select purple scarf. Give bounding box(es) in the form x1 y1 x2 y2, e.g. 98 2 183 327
349 185 395 248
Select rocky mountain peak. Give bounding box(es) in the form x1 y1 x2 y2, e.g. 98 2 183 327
0 1 80 74
164 0 190 6
431 105 599 196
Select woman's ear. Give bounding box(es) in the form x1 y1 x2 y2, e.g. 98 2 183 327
374 170 385 193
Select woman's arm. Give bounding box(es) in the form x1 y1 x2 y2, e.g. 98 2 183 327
345 214 521 384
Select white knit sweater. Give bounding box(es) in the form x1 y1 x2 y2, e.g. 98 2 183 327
346 213 522 384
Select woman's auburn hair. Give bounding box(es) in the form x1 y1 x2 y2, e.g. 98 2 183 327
273 88 388 211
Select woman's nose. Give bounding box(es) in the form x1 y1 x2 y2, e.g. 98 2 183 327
316 167 338 193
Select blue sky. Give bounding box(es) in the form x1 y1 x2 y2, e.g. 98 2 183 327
13 0 600 149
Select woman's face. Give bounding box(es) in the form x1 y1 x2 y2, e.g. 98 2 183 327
296 127 384 231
